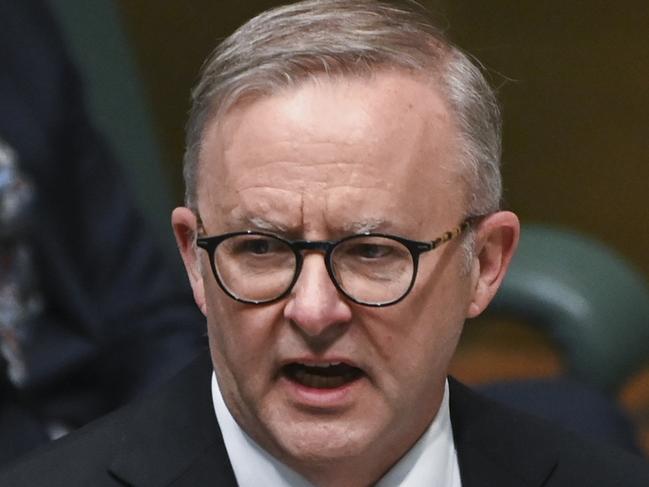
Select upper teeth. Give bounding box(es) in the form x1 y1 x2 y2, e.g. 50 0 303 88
302 362 342 368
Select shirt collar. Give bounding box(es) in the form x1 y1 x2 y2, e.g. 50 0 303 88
211 373 461 487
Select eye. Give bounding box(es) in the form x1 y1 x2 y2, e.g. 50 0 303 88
231 236 284 255
347 242 394 259
246 239 271 254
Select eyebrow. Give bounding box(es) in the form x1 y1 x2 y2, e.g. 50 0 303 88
238 215 288 233
229 215 392 236
342 218 389 234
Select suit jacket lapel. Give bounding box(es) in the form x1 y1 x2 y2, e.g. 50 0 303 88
449 378 558 487
108 351 237 487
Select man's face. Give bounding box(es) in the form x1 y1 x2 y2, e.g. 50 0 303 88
191 71 479 474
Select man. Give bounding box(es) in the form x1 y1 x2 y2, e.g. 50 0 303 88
1 0 648 485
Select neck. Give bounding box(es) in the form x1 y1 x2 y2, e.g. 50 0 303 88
287 395 444 487
293 453 395 487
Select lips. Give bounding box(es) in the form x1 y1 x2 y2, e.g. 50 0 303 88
282 362 364 389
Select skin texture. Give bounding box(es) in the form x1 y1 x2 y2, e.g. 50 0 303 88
173 70 519 486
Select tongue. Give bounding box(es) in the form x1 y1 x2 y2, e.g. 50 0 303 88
284 363 362 389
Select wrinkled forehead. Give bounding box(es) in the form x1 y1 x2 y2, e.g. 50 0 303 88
195 71 468 231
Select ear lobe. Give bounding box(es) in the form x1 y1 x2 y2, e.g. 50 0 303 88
171 207 207 316
466 211 520 318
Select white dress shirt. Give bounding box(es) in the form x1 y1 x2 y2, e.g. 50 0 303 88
212 373 462 486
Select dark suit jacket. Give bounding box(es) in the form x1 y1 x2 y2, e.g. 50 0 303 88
1 351 647 486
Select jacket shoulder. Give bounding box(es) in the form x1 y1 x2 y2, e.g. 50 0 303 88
0 352 225 486
449 378 649 487
0 402 131 486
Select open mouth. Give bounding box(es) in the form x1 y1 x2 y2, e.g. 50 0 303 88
282 362 364 389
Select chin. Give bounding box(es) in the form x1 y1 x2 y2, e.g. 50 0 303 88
265 413 377 467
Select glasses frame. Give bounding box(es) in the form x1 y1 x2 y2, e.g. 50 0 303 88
196 218 475 307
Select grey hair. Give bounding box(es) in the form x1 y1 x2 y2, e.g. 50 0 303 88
183 0 502 221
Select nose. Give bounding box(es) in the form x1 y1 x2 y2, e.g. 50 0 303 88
283 252 352 341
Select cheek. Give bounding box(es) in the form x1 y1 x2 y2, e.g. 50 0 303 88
407 288 467 374
204 286 282 387
374 256 469 384
205 299 282 424
414 246 473 323
373 313 462 426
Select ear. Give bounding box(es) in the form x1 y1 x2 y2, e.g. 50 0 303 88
466 211 520 318
172 207 207 316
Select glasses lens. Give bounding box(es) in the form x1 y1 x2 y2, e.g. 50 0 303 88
214 234 296 302
331 235 414 305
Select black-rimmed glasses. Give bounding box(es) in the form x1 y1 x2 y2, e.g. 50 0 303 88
196 219 473 307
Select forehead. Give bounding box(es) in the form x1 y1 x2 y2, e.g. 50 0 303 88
197 71 464 235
